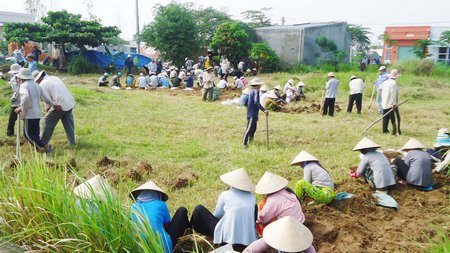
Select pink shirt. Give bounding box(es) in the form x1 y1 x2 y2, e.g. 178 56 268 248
258 189 305 224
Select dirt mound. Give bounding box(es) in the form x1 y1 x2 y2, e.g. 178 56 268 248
0 139 19 146
303 175 449 252
167 172 197 189
67 158 77 168
136 161 153 175
96 156 116 167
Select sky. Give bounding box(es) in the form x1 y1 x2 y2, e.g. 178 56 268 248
1 0 450 44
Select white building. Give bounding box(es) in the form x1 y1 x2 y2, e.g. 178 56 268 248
428 27 450 64
0 11 35 41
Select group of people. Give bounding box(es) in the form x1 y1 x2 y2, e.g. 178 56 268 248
7 64 76 153
73 128 449 252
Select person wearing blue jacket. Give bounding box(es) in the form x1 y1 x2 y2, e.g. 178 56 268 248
242 78 268 147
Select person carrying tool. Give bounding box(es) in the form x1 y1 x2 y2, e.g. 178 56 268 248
347 75 364 114
374 66 389 114
377 69 401 135
242 78 268 147
323 72 339 117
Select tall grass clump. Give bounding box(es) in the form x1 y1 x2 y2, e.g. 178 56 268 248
391 59 450 77
0 154 164 252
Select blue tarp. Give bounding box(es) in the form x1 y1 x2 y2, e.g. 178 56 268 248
70 50 152 69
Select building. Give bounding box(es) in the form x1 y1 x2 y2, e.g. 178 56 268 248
256 22 350 66
428 27 450 64
0 11 35 41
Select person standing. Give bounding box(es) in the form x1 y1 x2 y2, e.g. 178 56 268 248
124 54 134 75
242 78 268 147
6 64 22 137
378 69 400 135
323 72 339 117
202 67 215 101
32 45 42 63
26 55 38 73
374 66 389 114
347 75 364 114
15 68 54 152
14 49 26 67
35 71 76 146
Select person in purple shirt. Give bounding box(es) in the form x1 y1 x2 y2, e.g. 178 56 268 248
242 78 267 147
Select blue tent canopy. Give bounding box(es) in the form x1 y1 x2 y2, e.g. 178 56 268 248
71 50 152 69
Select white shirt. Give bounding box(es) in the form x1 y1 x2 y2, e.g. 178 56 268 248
217 79 228 89
234 79 244 89
39 75 75 111
325 78 339 98
283 82 292 93
137 76 149 88
178 71 186 80
377 78 398 109
19 80 53 119
349 78 365 95
149 75 159 87
259 91 268 105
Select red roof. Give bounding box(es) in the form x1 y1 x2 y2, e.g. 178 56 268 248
385 26 430 40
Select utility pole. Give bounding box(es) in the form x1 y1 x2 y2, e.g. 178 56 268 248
135 0 140 54
281 17 285 26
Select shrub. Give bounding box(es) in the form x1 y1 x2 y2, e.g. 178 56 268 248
68 55 101 75
250 43 280 73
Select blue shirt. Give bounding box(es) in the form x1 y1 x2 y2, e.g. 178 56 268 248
375 72 389 89
247 89 265 119
159 77 172 88
132 200 172 253
28 62 38 72
124 58 134 68
239 94 249 106
186 76 194 88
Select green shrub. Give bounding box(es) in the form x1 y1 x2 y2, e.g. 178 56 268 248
250 42 280 73
391 59 450 77
68 55 101 75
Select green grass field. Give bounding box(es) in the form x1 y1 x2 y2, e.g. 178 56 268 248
0 68 449 252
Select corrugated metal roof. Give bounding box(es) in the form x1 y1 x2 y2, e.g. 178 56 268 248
256 22 344 30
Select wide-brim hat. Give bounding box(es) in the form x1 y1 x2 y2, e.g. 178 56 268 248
267 91 277 99
327 72 335 77
402 138 426 150
242 87 252 95
255 172 289 195
288 79 294 84
130 180 169 202
274 85 282 90
206 66 213 71
297 81 305 87
353 137 380 151
263 216 313 252
31 70 40 78
250 78 264 86
291 150 319 166
260 84 270 91
34 70 46 82
437 128 449 136
434 133 450 148
8 63 21 74
378 66 387 71
16 68 33 80
350 75 357 80
73 175 117 201
220 168 255 192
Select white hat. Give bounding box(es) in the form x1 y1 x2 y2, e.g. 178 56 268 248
263 216 313 252
389 69 400 79
353 137 380 151
246 69 251 72
273 85 282 90
31 70 40 78
220 168 255 192
438 128 449 135
291 150 319 166
242 87 252 95
327 72 335 77
157 73 164 78
139 73 144 76
250 78 264 86
127 54 132 57
73 175 117 201
402 138 426 150
267 91 277 99
185 57 188 61
233 76 238 80
297 81 305 87
350 75 357 80
8 63 21 74
15 68 33 80
260 84 270 91
255 172 288 195
34 70 46 82
288 79 294 84
378 66 387 71
130 180 169 202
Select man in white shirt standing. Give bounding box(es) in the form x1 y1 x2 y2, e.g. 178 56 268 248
347 75 365 114
35 71 76 145
378 69 400 135
15 68 54 153
323 72 339 117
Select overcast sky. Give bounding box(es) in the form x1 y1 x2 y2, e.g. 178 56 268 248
1 0 450 43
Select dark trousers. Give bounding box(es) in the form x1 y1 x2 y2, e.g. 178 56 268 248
323 97 335 116
23 119 45 148
347 93 362 113
242 117 258 146
382 108 397 134
7 107 18 136
167 207 190 247
393 158 409 181
190 205 218 238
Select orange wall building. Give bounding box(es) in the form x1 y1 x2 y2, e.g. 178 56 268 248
382 26 430 64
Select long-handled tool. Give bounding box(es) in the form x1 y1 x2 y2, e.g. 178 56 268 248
15 114 21 160
265 113 269 151
367 85 375 110
362 100 408 135
319 89 325 115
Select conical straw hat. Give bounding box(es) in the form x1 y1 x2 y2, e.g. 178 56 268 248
273 85 282 90
220 168 255 192
438 128 449 135
260 85 270 91
242 87 252 95
297 81 305 87
255 172 288 195
352 137 380 151
250 78 264 85
130 180 169 202
73 175 117 201
402 138 426 150
267 91 277 99
291 150 319 166
263 216 313 252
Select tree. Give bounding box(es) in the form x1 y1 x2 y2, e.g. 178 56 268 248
193 7 231 49
24 0 46 21
347 24 372 53
315 36 346 67
141 4 199 66
250 43 279 73
241 8 272 28
3 22 48 45
438 31 450 46
412 39 432 59
209 21 252 66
